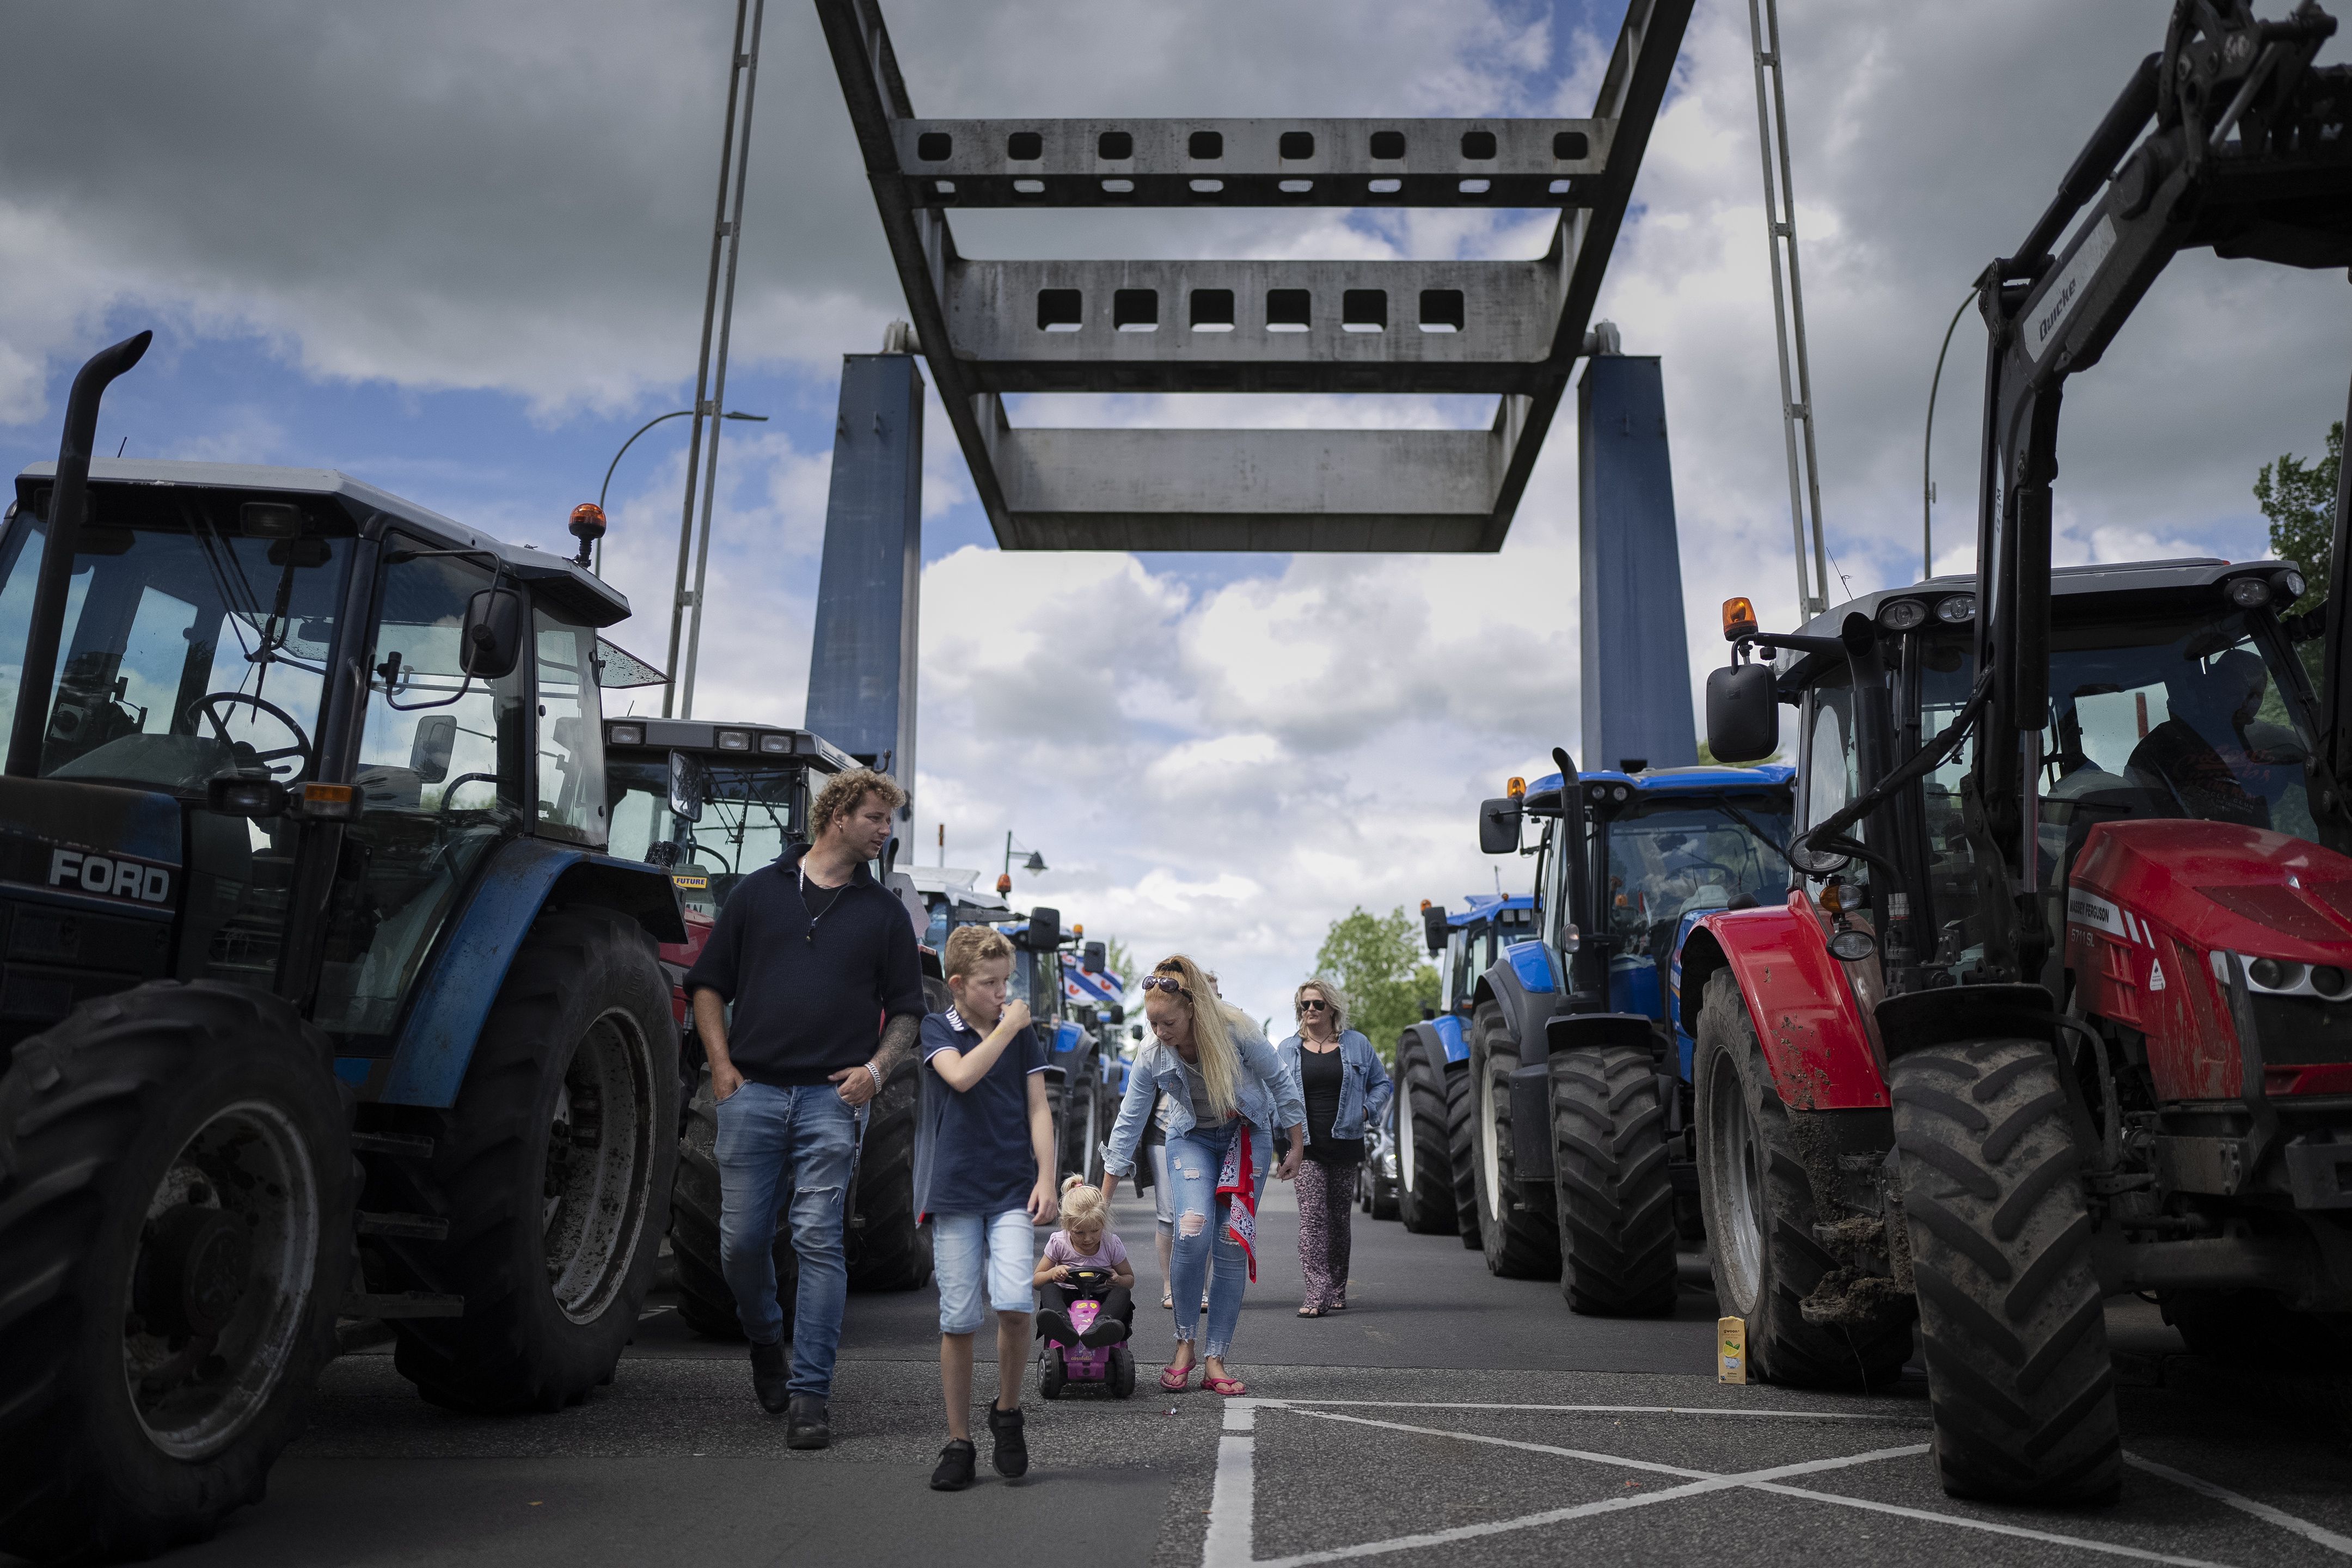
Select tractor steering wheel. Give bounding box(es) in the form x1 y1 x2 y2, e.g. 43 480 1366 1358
186 692 313 781
437 772 506 812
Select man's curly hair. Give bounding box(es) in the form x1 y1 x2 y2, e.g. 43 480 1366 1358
808 766 906 841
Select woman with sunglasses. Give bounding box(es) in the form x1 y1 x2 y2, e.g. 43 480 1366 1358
1276 979 1392 1315
1101 955 1304 1395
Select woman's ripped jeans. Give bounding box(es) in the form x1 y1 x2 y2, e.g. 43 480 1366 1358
1163 1118 1270 1359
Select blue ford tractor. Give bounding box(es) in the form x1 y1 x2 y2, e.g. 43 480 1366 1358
1467 754 1793 1312
0 335 689 1561
1389 893 1535 1238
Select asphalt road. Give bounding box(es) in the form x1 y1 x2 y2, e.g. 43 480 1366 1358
23 1183 2352 1568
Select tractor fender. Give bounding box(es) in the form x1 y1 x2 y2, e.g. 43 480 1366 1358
1473 939 1565 1073
1681 891 1888 1112
1401 1016 1469 1074
376 837 689 1107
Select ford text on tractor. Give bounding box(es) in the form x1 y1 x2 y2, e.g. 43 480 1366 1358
1694 0 2352 1504
0 335 688 1561
1392 895 1535 1240
1474 762 1792 1312
599 719 950 1337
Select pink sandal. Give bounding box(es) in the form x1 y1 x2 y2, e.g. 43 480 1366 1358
1205 1374 1248 1396
1160 1363 1197 1392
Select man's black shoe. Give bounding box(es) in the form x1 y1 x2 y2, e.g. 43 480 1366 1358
987 1404 1027 1478
1080 1315 1130 1348
786 1394 830 1449
749 1340 789 1414
930 1438 977 1491
1037 1308 1077 1346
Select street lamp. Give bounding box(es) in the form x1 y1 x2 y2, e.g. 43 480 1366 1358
593 408 767 574
998 832 1046 896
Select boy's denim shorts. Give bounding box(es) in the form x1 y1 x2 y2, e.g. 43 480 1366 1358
931 1209 1036 1334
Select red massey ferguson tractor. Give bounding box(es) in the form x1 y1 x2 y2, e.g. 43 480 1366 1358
1693 0 2352 1506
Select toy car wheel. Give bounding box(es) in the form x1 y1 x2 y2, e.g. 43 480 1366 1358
1040 1350 1067 1400
0 982 351 1563
1108 1344 1136 1398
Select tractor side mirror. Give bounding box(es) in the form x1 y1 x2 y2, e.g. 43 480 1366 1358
1082 940 1106 973
409 714 456 783
1705 663 1779 763
1478 798 1522 855
667 749 707 824
1026 905 1061 953
1422 904 1448 953
460 587 523 679
1110 1004 1124 1025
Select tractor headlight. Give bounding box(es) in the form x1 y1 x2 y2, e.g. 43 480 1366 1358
607 722 644 746
1934 594 1976 624
759 733 792 754
716 730 750 751
1878 598 1928 632
2228 577 2273 609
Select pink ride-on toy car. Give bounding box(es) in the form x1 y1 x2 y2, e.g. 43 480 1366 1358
1039 1266 1136 1399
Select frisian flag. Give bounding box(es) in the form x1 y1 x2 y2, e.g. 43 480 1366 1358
1061 953 1124 1008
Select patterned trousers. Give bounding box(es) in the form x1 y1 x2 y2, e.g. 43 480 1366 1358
1295 1157 1358 1308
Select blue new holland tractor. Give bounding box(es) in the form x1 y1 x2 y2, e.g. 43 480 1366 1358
1466 754 1793 1312
1389 893 1535 1238
0 336 688 1561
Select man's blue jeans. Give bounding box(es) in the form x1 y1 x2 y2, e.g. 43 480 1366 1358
714 1081 859 1398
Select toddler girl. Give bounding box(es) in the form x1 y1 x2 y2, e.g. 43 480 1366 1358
1034 1175 1135 1347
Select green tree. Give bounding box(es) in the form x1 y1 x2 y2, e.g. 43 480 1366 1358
1101 936 1135 990
2255 420 2340 692
1313 905 1440 1064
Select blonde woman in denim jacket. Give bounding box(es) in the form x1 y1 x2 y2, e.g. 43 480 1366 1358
1101 954 1305 1395
1276 977 1393 1315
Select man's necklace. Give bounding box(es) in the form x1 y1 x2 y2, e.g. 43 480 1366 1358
800 864 848 947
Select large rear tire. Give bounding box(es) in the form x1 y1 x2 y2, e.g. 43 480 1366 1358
370 905 676 1412
0 983 351 1564
844 1064 930 1291
1694 970 1909 1387
1892 1038 2120 1505
1392 1032 1457 1235
1467 1002 1560 1279
1445 1059 1483 1248
668 1067 797 1340
1551 1045 1678 1316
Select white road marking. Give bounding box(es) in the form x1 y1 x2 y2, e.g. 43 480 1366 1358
2125 1451 2352 1557
1255 1399 1926 1423
1204 1402 2240 1568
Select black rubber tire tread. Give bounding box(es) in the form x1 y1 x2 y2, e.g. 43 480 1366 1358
846 1064 930 1292
1391 1033 1457 1235
1467 1002 1560 1280
370 905 677 1412
1551 1045 1678 1316
1693 970 1910 1388
0 982 352 1564
669 1065 798 1341
1892 1038 2120 1505
1110 1344 1136 1398
1040 1352 1066 1400
1444 1058 1484 1248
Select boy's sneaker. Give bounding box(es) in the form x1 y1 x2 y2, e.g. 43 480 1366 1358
930 1438 978 1491
785 1394 830 1449
1036 1308 1077 1346
1080 1315 1130 1348
987 1404 1028 1478
749 1340 789 1414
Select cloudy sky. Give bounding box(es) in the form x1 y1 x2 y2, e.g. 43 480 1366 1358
5 0 2348 1019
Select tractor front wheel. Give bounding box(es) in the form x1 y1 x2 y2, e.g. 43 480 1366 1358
1467 1002 1560 1279
0 983 351 1564
1892 1038 2119 1504
1551 1045 1678 1316
371 905 676 1411
1392 1032 1456 1235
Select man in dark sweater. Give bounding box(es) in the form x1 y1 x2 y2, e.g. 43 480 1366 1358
682 767 926 1448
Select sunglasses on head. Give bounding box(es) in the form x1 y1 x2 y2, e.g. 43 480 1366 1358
1142 975 1186 996
1297 999 1329 1013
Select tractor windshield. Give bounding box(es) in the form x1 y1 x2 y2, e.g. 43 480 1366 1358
1909 599 2317 976
0 492 349 793
607 758 805 914
1604 797 1791 954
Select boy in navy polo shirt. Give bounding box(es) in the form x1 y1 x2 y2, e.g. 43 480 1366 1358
916 925 1059 1491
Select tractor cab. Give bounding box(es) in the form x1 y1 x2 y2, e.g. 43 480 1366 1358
1420 893 1539 1021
